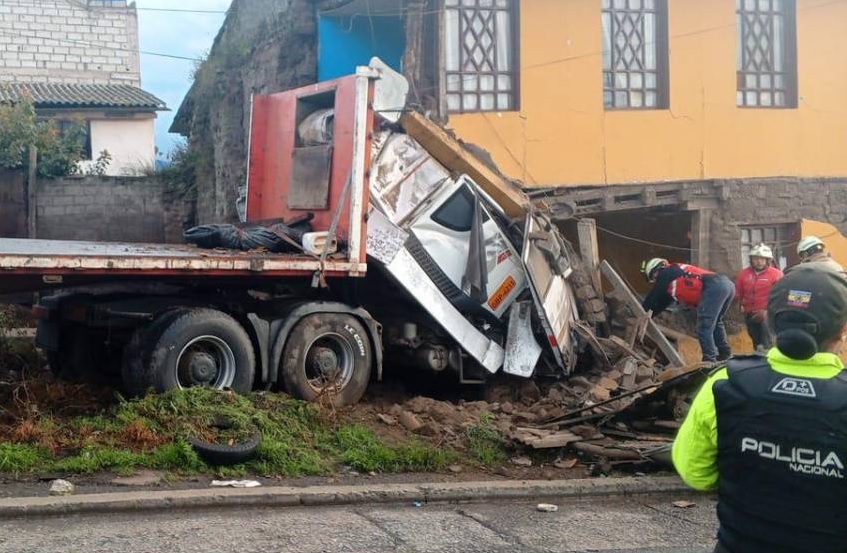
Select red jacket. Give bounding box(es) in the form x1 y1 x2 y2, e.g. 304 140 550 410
735 265 783 313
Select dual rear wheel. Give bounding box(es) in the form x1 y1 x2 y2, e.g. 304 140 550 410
115 309 370 406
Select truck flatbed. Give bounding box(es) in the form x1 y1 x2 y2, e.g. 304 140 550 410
0 238 366 293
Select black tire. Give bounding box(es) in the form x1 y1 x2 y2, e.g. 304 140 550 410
280 313 372 406
121 308 255 397
188 432 262 466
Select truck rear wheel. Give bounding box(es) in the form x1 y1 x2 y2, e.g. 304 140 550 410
122 309 255 396
280 313 371 406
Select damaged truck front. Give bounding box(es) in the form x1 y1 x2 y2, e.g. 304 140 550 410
0 59 580 404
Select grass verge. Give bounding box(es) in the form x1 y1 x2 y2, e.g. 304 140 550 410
0 388 462 477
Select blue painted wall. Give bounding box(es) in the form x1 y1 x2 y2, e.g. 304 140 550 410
318 15 405 81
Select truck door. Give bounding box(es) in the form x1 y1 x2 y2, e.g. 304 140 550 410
406 177 526 320
521 213 578 373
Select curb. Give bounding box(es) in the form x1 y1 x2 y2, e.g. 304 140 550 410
0 476 688 519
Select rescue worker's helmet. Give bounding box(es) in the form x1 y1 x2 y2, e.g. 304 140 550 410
797 236 825 256
641 258 669 281
749 243 774 260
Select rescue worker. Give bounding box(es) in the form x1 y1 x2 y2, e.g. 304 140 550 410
735 243 783 351
797 235 844 272
641 258 735 363
672 263 847 553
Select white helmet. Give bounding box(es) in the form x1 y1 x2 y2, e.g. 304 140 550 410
797 236 824 255
749 243 773 260
641 258 668 280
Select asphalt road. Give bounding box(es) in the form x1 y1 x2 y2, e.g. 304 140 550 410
0 493 718 553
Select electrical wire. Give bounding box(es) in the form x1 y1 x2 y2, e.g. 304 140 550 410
0 28 204 62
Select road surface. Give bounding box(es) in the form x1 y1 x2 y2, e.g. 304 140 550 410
0 493 718 552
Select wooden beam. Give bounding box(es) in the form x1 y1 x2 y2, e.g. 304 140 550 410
599 260 686 367
400 111 529 218
577 218 603 302
27 145 37 239
691 209 712 267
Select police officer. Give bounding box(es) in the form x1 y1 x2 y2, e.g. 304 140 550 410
673 263 847 553
641 258 735 363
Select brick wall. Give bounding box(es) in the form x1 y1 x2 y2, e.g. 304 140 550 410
0 0 140 85
34 176 175 243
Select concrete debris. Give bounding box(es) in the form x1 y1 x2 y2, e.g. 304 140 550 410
398 411 422 432
672 500 697 509
377 413 398 426
511 456 533 467
49 479 74 496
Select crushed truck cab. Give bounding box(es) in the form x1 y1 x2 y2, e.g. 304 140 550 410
0 59 579 404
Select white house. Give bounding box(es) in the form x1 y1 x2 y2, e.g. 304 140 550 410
0 0 166 175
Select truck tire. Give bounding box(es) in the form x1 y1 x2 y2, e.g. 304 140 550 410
280 313 372 406
122 309 255 396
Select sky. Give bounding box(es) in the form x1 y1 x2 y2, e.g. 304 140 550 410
135 0 233 158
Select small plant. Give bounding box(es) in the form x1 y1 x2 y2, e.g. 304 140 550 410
87 150 112 176
466 412 508 467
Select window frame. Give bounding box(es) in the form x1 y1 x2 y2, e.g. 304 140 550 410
736 0 798 109
442 0 521 114
740 224 794 270
601 0 670 111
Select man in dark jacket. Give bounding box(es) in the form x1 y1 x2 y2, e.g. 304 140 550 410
641 258 735 362
673 263 847 553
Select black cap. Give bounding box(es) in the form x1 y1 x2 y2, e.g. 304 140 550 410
768 264 847 359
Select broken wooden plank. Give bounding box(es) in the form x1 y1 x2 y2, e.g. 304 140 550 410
400 111 529 218
528 432 582 449
577 218 604 303
572 442 644 460
599 261 685 367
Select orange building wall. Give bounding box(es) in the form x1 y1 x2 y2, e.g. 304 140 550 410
446 0 847 187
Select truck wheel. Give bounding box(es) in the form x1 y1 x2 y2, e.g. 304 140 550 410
122 309 255 396
281 313 372 406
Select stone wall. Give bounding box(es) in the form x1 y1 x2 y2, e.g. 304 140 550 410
709 178 847 276
33 176 187 243
175 0 319 224
0 0 140 85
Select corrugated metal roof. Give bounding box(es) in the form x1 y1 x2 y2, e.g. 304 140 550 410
0 83 167 110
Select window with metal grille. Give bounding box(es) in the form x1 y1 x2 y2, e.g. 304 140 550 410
444 0 518 113
741 225 792 270
602 0 669 110
737 0 797 108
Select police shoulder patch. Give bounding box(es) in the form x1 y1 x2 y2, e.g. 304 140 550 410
771 377 817 398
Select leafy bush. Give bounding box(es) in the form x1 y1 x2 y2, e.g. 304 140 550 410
0 99 88 178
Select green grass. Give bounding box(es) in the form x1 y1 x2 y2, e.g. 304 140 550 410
0 388 459 477
466 413 508 467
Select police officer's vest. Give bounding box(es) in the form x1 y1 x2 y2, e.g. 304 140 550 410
713 355 847 553
667 263 713 307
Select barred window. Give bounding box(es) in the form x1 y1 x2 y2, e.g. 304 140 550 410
741 225 791 270
737 0 797 108
444 0 518 113
602 0 669 110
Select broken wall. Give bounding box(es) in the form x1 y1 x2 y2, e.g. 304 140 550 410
708 178 847 276
178 0 319 224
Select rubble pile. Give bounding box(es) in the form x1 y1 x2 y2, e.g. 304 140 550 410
371 258 711 472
